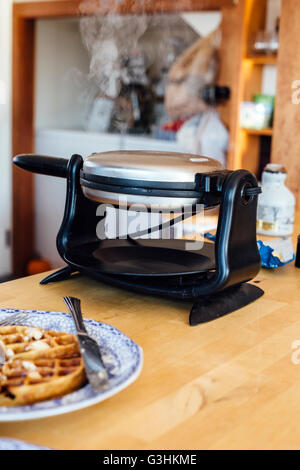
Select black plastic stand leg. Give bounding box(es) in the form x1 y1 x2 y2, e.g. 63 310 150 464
189 283 264 325
40 266 78 285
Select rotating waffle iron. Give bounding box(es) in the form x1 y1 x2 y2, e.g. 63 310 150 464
14 151 264 325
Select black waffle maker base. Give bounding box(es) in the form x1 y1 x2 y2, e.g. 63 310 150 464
14 154 264 325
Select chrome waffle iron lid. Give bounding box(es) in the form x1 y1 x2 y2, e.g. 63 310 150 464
83 150 223 182
81 150 224 209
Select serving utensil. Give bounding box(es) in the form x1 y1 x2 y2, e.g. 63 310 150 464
63 297 108 392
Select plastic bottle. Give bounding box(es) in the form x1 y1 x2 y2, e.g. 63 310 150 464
257 163 295 236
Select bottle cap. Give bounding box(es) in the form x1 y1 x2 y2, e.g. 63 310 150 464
264 163 286 174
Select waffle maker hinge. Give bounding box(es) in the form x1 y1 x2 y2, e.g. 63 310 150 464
192 169 261 293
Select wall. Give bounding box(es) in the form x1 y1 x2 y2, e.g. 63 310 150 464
0 0 12 277
35 19 91 130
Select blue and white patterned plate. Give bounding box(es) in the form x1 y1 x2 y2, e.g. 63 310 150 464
0 438 51 450
0 308 143 422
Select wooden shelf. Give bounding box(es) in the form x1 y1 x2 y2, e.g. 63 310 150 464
241 127 273 136
244 55 277 65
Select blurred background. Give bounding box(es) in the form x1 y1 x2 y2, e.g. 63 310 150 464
2 0 296 279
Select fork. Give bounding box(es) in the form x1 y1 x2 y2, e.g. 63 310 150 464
0 311 30 327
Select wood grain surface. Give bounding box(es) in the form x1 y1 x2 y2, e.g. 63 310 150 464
0 215 299 449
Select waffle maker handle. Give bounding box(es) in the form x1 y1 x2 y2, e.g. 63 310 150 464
13 154 69 178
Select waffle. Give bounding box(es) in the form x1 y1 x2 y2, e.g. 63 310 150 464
0 326 86 406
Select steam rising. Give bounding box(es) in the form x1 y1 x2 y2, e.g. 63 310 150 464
79 0 198 98
80 15 149 98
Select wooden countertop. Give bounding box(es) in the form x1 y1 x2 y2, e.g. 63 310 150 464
0 217 299 450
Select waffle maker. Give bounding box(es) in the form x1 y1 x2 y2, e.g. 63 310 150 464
14 151 264 325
